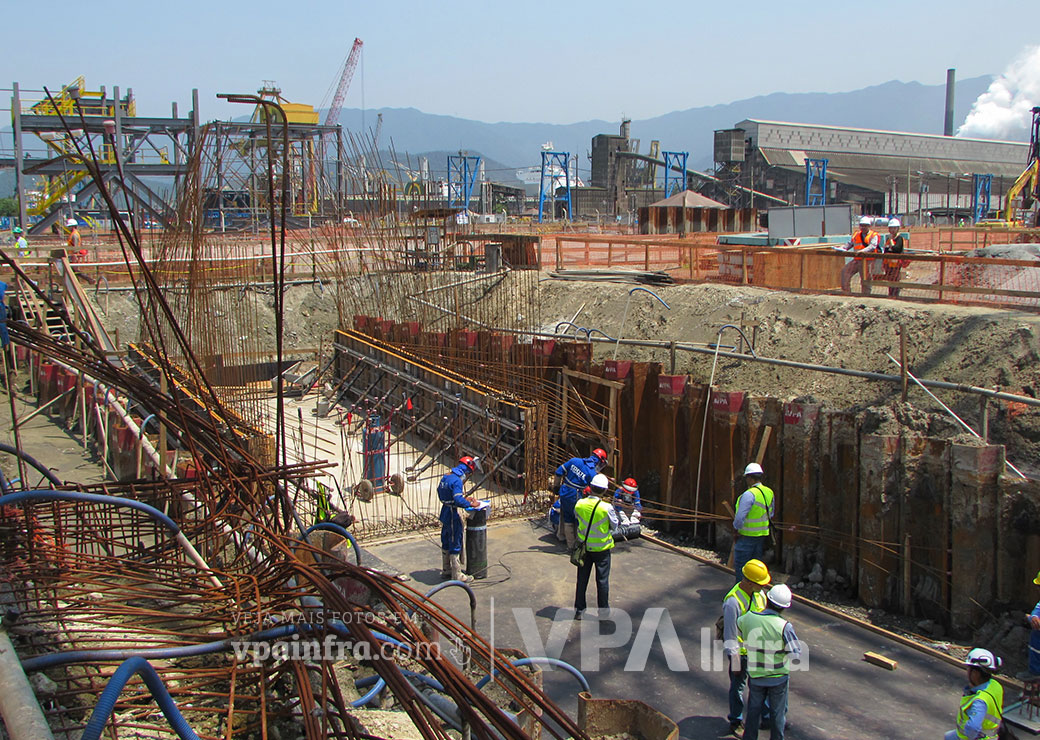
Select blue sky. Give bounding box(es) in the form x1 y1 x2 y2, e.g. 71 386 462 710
4 0 1037 124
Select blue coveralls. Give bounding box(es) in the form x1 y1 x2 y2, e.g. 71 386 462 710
437 463 471 554
555 456 598 525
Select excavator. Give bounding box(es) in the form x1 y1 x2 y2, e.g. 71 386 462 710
1003 106 1040 227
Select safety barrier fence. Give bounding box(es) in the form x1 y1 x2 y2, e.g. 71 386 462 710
542 234 1040 310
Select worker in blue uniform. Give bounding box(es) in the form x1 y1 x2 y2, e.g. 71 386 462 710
437 455 480 583
554 448 608 551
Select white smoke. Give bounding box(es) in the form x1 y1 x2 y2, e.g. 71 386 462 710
957 45 1040 140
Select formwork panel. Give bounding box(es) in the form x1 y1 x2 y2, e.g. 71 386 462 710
817 410 859 584
858 434 903 609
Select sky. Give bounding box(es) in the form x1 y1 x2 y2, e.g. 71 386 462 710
3 0 1038 126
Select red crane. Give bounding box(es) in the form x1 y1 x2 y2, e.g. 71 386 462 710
324 38 364 128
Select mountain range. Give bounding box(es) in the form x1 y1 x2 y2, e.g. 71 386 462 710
0 75 1006 196
333 75 999 183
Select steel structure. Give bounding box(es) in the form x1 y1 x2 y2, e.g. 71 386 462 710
5 80 198 234
971 174 992 223
447 154 481 211
323 38 364 128
662 151 688 197
537 150 573 222
805 157 828 206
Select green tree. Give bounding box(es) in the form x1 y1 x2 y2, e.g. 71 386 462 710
0 197 17 218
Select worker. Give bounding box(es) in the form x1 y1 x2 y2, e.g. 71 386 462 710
733 462 775 583
722 559 772 736
554 447 608 551
12 227 29 258
573 473 618 619
881 218 909 297
944 648 1004 740
837 216 880 293
437 455 481 583
737 583 801 740
1022 569 1040 679
612 477 642 540
66 217 82 252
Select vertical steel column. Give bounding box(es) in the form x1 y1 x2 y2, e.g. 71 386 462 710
11 83 28 231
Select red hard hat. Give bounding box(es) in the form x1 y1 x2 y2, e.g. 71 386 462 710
622 478 638 492
592 448 608 462
459 455 476 472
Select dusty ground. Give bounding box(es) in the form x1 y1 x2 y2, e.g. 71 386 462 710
92 274 1040 470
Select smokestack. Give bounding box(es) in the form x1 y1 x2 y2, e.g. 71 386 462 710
944 68 956 136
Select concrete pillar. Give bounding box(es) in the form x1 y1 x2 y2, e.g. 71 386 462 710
858 435 902 609
949 443 1004 636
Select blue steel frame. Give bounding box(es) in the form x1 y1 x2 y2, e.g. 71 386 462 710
805 158 828 205
662 151 688 197
447 155 481 210
538 151 572 222
971 174 992 223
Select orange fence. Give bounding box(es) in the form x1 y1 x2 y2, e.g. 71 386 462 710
542 233 1040 310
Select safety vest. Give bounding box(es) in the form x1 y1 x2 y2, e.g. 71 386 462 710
575 497 614 552
737 484 774 537
851 230 878 251
316 482 331 521
738 611 790 679
956 678 1003 739
723 584 767 655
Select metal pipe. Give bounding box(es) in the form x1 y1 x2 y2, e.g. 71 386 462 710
0 628 56 740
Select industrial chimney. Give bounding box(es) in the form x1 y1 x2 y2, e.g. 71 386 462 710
944 68 955 136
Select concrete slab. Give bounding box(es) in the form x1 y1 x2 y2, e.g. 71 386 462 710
369 518 971 740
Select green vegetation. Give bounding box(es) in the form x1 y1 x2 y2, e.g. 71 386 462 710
0 197 17 218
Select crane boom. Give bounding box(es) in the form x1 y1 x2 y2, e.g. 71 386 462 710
324 37 363 128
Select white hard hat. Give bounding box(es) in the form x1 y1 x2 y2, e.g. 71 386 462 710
590 473 609 492
858 216 872 226
744 462 764 476
766 583 793 609
887 218 901 228
66 218 78 227
963 647 1002 673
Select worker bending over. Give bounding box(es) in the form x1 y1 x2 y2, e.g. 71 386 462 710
733 462 775 583
945 648 1004 740
722 559 771 736
437 455 480 583
612 477 642 540
555 447 608 550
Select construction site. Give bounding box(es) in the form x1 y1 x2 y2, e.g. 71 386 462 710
2 65 1040 740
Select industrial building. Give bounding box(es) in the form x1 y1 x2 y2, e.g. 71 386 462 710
712 120 1031 222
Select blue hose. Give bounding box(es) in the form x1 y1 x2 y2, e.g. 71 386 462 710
0 490 180 534
419 580 476 630
302 522 362 565
352 675 386 707
0 444 63 487
21 624 298 672
80 657 201 740
474 657 590 693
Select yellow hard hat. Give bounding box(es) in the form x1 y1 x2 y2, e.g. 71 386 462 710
1034 570 1040 586
741 559 771 586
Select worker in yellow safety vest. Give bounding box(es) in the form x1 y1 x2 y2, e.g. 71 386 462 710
733 462 775 584
572 473 618 619
737 583 802 740
945 647 1004 740
722 558 771 735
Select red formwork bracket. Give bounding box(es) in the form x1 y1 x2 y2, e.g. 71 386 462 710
711 390 745 414
658 374 688 397
430 332 448 347
353 314 371 332
377 319 394 337
490 333 515 353
458 330 478 349
783 402 820 426
533 338 556 358
406 321 421 337
564 342 592 363
604 360 632 380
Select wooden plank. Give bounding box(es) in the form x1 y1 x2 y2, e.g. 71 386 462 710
863 652 898 670
865 279 1040 300
563 367 626 390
